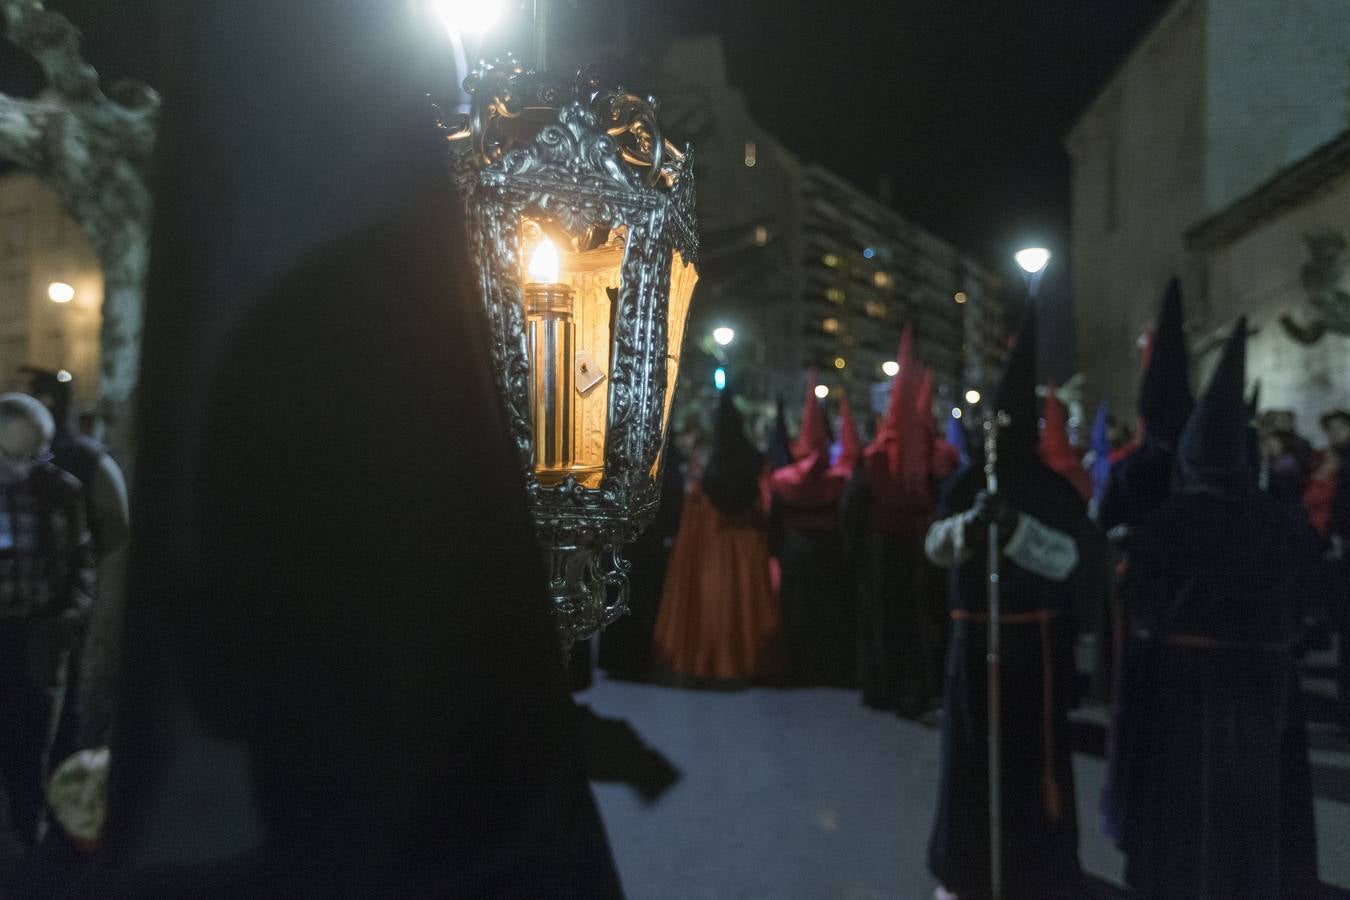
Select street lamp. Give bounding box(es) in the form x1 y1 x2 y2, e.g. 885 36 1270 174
814 384 829 400
1015 246 1052 300
428 0 506 35
882 360 900 378
48 282 75 303
965 389 982 405
1014 247 1050 275
446 24 699 649
712 326 735 347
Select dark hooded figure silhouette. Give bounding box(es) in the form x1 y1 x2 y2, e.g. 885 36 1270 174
88 4 621 897
923 308 1086 899
1115 318 1321 898
702 390 766 517
1099 279 1194 531
1099 279 1196 840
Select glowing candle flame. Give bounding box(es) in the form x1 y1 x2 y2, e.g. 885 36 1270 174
527 239 562 284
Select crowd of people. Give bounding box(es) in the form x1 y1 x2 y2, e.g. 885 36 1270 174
598 280 1348 897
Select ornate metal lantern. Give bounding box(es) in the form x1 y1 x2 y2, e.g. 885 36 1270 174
444 60 698 648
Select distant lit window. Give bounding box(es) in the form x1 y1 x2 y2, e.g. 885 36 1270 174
864 300 887 319
822 253 840 268
872 271 893 289
954 291 968 304
825 287 845 303
833 357 847 370
753 225 769 246
822 317 841 334
744 141 758 168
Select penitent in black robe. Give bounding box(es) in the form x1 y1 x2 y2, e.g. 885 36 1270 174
925 462 1086 899
1117 491 1320 898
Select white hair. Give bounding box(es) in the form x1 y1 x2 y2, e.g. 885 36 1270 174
0 392 56 445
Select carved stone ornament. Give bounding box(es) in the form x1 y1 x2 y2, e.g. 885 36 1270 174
1281 228 1350 345
0 1 158 466
443 61 698 649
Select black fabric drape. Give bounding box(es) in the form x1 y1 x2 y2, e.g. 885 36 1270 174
101 4 620 896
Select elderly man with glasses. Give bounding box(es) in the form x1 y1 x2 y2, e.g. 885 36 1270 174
0 393 94 871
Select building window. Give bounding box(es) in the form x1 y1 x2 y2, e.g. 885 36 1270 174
864 300 887 319
822 317 840 334
753 225 769 246
822 252 840 268
872 271 893 289
825 287 845 304
744 141 757 168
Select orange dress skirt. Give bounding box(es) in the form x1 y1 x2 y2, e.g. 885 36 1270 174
651 484 784 682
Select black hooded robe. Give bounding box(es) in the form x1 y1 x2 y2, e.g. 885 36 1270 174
82 4 623 896
1118 492 1321 898
1116 319 1319 898
924 462 1087 898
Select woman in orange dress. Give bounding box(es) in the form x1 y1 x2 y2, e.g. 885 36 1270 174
652 391 783 684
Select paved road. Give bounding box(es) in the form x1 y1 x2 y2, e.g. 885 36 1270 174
581 676 1350 899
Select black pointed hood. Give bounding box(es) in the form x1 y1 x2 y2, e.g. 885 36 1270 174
767 394 793 470
1138 278 1193 444
992 306 1039 461
703 389 764 515
1177 318 1251 496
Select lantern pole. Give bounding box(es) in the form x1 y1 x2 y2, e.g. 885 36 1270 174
982 409 1006 900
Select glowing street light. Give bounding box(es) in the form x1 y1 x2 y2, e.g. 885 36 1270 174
428 0 506 35
47 282 74 303
814 384 829 400
714 367 727 391
712 326 735 347
1014 247 1051 275
882 360 900 377
965 389 982 405
952 407 963 419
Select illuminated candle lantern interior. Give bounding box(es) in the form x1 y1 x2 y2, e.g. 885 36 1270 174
524 237 576 481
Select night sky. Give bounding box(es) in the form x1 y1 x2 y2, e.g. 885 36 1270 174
2 1 1175 372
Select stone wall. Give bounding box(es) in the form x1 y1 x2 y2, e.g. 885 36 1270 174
1204 0 1350 214
0 172 104 407
1066 0 1208 419
1197 165 1350 440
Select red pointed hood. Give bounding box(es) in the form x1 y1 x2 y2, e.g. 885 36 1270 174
1039 382 1092 500
774 369 847 508
860 325 936 528
867 326 921 471
836 391 862 474
794 368 829 461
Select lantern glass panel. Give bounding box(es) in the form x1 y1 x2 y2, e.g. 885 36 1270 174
518 216 623 489
655 248 698 476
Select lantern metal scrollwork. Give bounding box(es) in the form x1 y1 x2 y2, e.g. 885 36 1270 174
443 61 699 649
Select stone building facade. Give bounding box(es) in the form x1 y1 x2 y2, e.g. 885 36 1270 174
1066 0 1350 433
0 172 103 407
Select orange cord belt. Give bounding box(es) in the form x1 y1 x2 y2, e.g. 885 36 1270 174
950 608 1064 823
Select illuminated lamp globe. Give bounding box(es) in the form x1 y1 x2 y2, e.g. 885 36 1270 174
48 282 75 303
1014 247 1051 275
712 327 735 347
814 384 829 400
965 389 982 405
882 360 900 377
952 407 963 419
429 0 505 35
